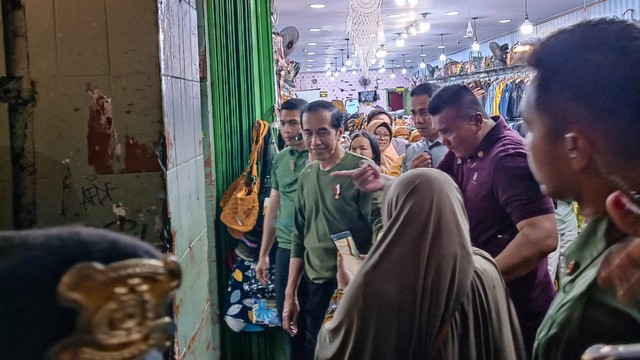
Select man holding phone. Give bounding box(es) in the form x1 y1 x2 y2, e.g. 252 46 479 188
284 100 382 360
256 98 308 359
402 83 448 172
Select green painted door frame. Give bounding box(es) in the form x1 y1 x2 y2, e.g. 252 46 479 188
206 0 282 358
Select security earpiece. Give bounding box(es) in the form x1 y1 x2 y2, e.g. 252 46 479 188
564 133 578 159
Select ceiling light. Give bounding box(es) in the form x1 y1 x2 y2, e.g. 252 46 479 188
388 14 403 18
325 70 332 77
466 18 474 38
330 76 335 81
371 58 377 64
307 52 316 55
307 59 314 62
499 19 512 23
521 18 533 34
309 4 325 9
334 70 339 77
379 66 386 73
420 58 426 68
352 69 357 75
471 18 480 51
406 59 412 62
438 34 447 60
308 42 318 46
409 25 417 36
391 72 396 78
472 39 480 51
395 33 405 47
407 0 418 6
344 38 353 67
402 67 407 74
308 28 321 32
378 58 385 66
307 64 313 67
402 32 408 39
376 45 387 58
394 0 406 6
419 13 431 32
520 0 533 34
446 11 460 16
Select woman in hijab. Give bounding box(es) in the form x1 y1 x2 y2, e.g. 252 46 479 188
366 120 401 176
366 109 408 155
315 169 525 360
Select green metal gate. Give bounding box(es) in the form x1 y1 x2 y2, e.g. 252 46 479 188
206 0 283 358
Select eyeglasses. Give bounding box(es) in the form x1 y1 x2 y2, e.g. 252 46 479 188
374 132 390 139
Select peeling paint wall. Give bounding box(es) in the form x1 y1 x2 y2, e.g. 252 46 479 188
7 0 169 249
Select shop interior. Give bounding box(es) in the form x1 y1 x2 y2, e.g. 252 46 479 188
273 0 598 121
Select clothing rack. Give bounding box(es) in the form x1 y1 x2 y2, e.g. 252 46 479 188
431 64 531 85
429 65 534 122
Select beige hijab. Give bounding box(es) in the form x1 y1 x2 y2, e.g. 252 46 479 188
367 120 399 172
315 169 525 360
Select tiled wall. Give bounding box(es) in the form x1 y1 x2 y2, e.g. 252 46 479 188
159 0 218 358
296 70 411 113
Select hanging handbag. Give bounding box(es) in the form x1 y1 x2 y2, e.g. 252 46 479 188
220 120 270 235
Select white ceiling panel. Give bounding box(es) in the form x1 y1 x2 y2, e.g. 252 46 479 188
274 0 588 72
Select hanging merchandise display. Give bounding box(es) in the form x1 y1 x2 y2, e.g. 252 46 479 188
347 0 383 76
273 27 300 103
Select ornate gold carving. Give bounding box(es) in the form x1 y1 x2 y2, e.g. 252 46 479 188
47 256 181 360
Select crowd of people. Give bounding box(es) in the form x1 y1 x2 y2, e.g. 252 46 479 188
257 18 640 360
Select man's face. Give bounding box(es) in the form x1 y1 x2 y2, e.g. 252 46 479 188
522 83 572 199
279 109 303 147
302 110 343 161
411 95 439 140
432 108 482 158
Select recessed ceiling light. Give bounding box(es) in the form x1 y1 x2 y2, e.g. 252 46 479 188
445 11 460 16
437 45 446 49
308 28 321 32
309 4 325 8
406 59 412 62
307 59 314 62
307 52 316 55
387 14 403 18
308 42 318 46
307 64 313 67
499 19 512 23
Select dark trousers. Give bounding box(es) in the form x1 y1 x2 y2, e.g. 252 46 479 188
275 247 306 360
300 274 336 360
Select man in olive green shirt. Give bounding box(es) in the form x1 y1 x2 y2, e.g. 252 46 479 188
256 98 308 359
521 19 640 359
283 100 382 360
